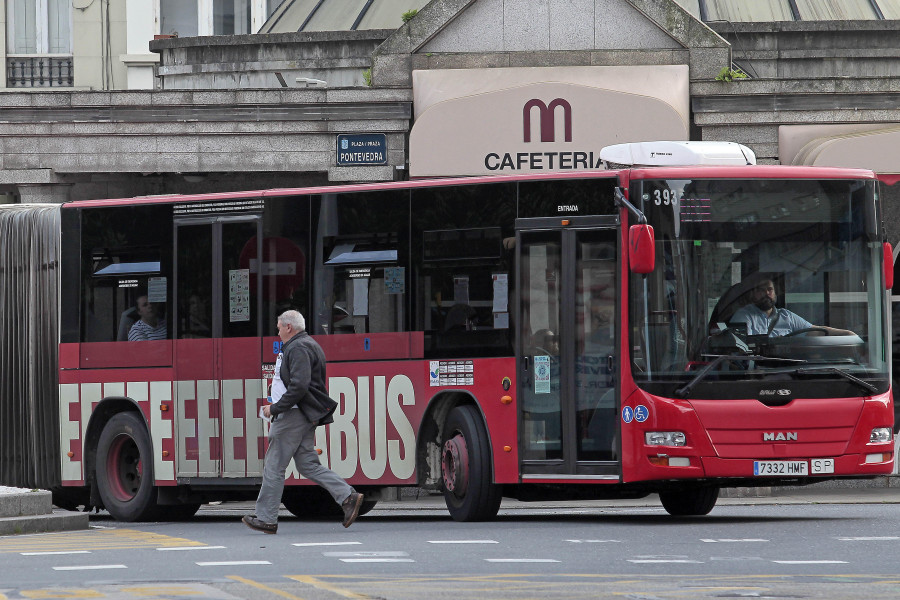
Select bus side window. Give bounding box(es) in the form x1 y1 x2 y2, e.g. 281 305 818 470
80 205 172 343
311 191 409 336
412 183 517 358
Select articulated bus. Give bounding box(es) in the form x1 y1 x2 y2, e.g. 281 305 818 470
0 141 893 522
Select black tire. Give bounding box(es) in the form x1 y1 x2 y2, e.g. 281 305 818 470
659 486 719 516
282 487 343 519
95 412 160 522
441 405 502 521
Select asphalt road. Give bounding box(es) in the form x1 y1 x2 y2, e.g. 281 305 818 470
2 492 900 599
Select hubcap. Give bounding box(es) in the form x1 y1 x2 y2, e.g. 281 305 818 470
442 432 469 497
107 433 142 502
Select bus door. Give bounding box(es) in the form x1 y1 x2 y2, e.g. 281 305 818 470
516 216 620 477
174 216 263 479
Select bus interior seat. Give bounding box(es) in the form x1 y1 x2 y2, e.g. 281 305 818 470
117 306 138 341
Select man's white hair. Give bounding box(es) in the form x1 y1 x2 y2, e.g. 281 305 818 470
278 310 306 332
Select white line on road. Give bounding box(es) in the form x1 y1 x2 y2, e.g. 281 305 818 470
339 558 416 563
196 561 272 566
157 546 226 551
772 560 848 564
701 539 768 543
565 539 622 543
837 536 900 541
292 541 363 547
52 565 127 571
628 559 703 564
22 550 91 556
427 540 499 544
485 559 561 563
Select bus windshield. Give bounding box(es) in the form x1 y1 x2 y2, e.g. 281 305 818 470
629 177 889 399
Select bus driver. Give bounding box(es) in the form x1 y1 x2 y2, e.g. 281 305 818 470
730 277 854 337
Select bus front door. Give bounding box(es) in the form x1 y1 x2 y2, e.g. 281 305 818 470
174 216 263 479
516 217 620 478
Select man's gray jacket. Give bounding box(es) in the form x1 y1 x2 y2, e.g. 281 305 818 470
270 331 338 426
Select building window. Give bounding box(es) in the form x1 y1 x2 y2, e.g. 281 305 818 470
6 0 73 87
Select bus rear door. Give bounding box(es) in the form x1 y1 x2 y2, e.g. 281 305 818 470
516 216 620 479
174 216 263 479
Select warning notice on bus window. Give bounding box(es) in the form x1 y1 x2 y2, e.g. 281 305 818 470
429 360 475 387
229 269 250 322
534 355 551 394
148 277 167 303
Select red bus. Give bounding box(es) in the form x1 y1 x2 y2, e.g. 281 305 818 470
0 142 893 521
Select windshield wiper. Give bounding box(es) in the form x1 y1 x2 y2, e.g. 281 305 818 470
792 366 878 394
674 354 806 399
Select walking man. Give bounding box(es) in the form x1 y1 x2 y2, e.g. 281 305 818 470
243 310 364 534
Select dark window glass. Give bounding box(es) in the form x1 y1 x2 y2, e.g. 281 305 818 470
518 178 617 218
260 196 311 336
310 191 409 335
412 183 516 358
80 205 173 343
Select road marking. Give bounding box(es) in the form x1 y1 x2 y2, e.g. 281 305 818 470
157 545 226 551
52 564 128 571
0 528 207 553
628 559 703 563
837 536 900 541
196 561 272 566
287 575 368 599
228 575 307 600
21 550 91 556
427 540 499 544
324 551 409 558
485 559 561 563
772 560 848 564
565 539 622 543
701 538 768 543
338 558 416 563
292 541 363 547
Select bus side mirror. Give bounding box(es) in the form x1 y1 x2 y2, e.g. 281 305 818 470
885 242 894 289
629 224 655 274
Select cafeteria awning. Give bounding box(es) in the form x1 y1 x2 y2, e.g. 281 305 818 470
780 124 900 184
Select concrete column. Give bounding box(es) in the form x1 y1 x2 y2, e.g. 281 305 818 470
122 0 160 89
17 184 73 204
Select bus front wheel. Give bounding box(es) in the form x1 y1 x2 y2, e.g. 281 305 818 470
441 405 502 522
659 486 719 516
95 412 159 522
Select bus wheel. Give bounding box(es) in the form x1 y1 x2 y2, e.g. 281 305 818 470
659 486 719 516
95 412 159 522
441 405 502 522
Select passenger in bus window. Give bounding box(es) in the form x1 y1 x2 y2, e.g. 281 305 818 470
127 295 167 341
730 276 854 337
181 294 211 338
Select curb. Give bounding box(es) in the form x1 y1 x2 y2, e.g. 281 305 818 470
0 488 89 537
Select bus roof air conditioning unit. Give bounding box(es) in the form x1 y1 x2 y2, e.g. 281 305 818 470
599 141 756 168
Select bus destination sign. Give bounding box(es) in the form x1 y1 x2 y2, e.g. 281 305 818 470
336 133 387 166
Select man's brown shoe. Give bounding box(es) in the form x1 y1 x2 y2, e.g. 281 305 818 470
243 514 277 534
341 492 364 528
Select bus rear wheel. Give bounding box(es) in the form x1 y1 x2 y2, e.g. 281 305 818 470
95 412 159 522
659 486 719 516
441 405 502 522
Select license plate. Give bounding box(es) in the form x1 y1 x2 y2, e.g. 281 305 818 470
753 460 808 476
810 458 835 474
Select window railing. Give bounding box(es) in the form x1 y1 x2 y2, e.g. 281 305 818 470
6 55 74 87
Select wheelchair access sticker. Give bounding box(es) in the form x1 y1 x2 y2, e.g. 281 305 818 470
622 405 649 423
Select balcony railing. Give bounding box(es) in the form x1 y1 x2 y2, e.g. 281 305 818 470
6 56 74 88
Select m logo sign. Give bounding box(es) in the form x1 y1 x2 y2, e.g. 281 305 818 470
523 98 572 143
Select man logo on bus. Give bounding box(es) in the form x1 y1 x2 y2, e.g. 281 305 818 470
523 98 572 143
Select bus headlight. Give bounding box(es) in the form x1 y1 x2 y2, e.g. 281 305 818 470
645 431 686 446
869 427 892 444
